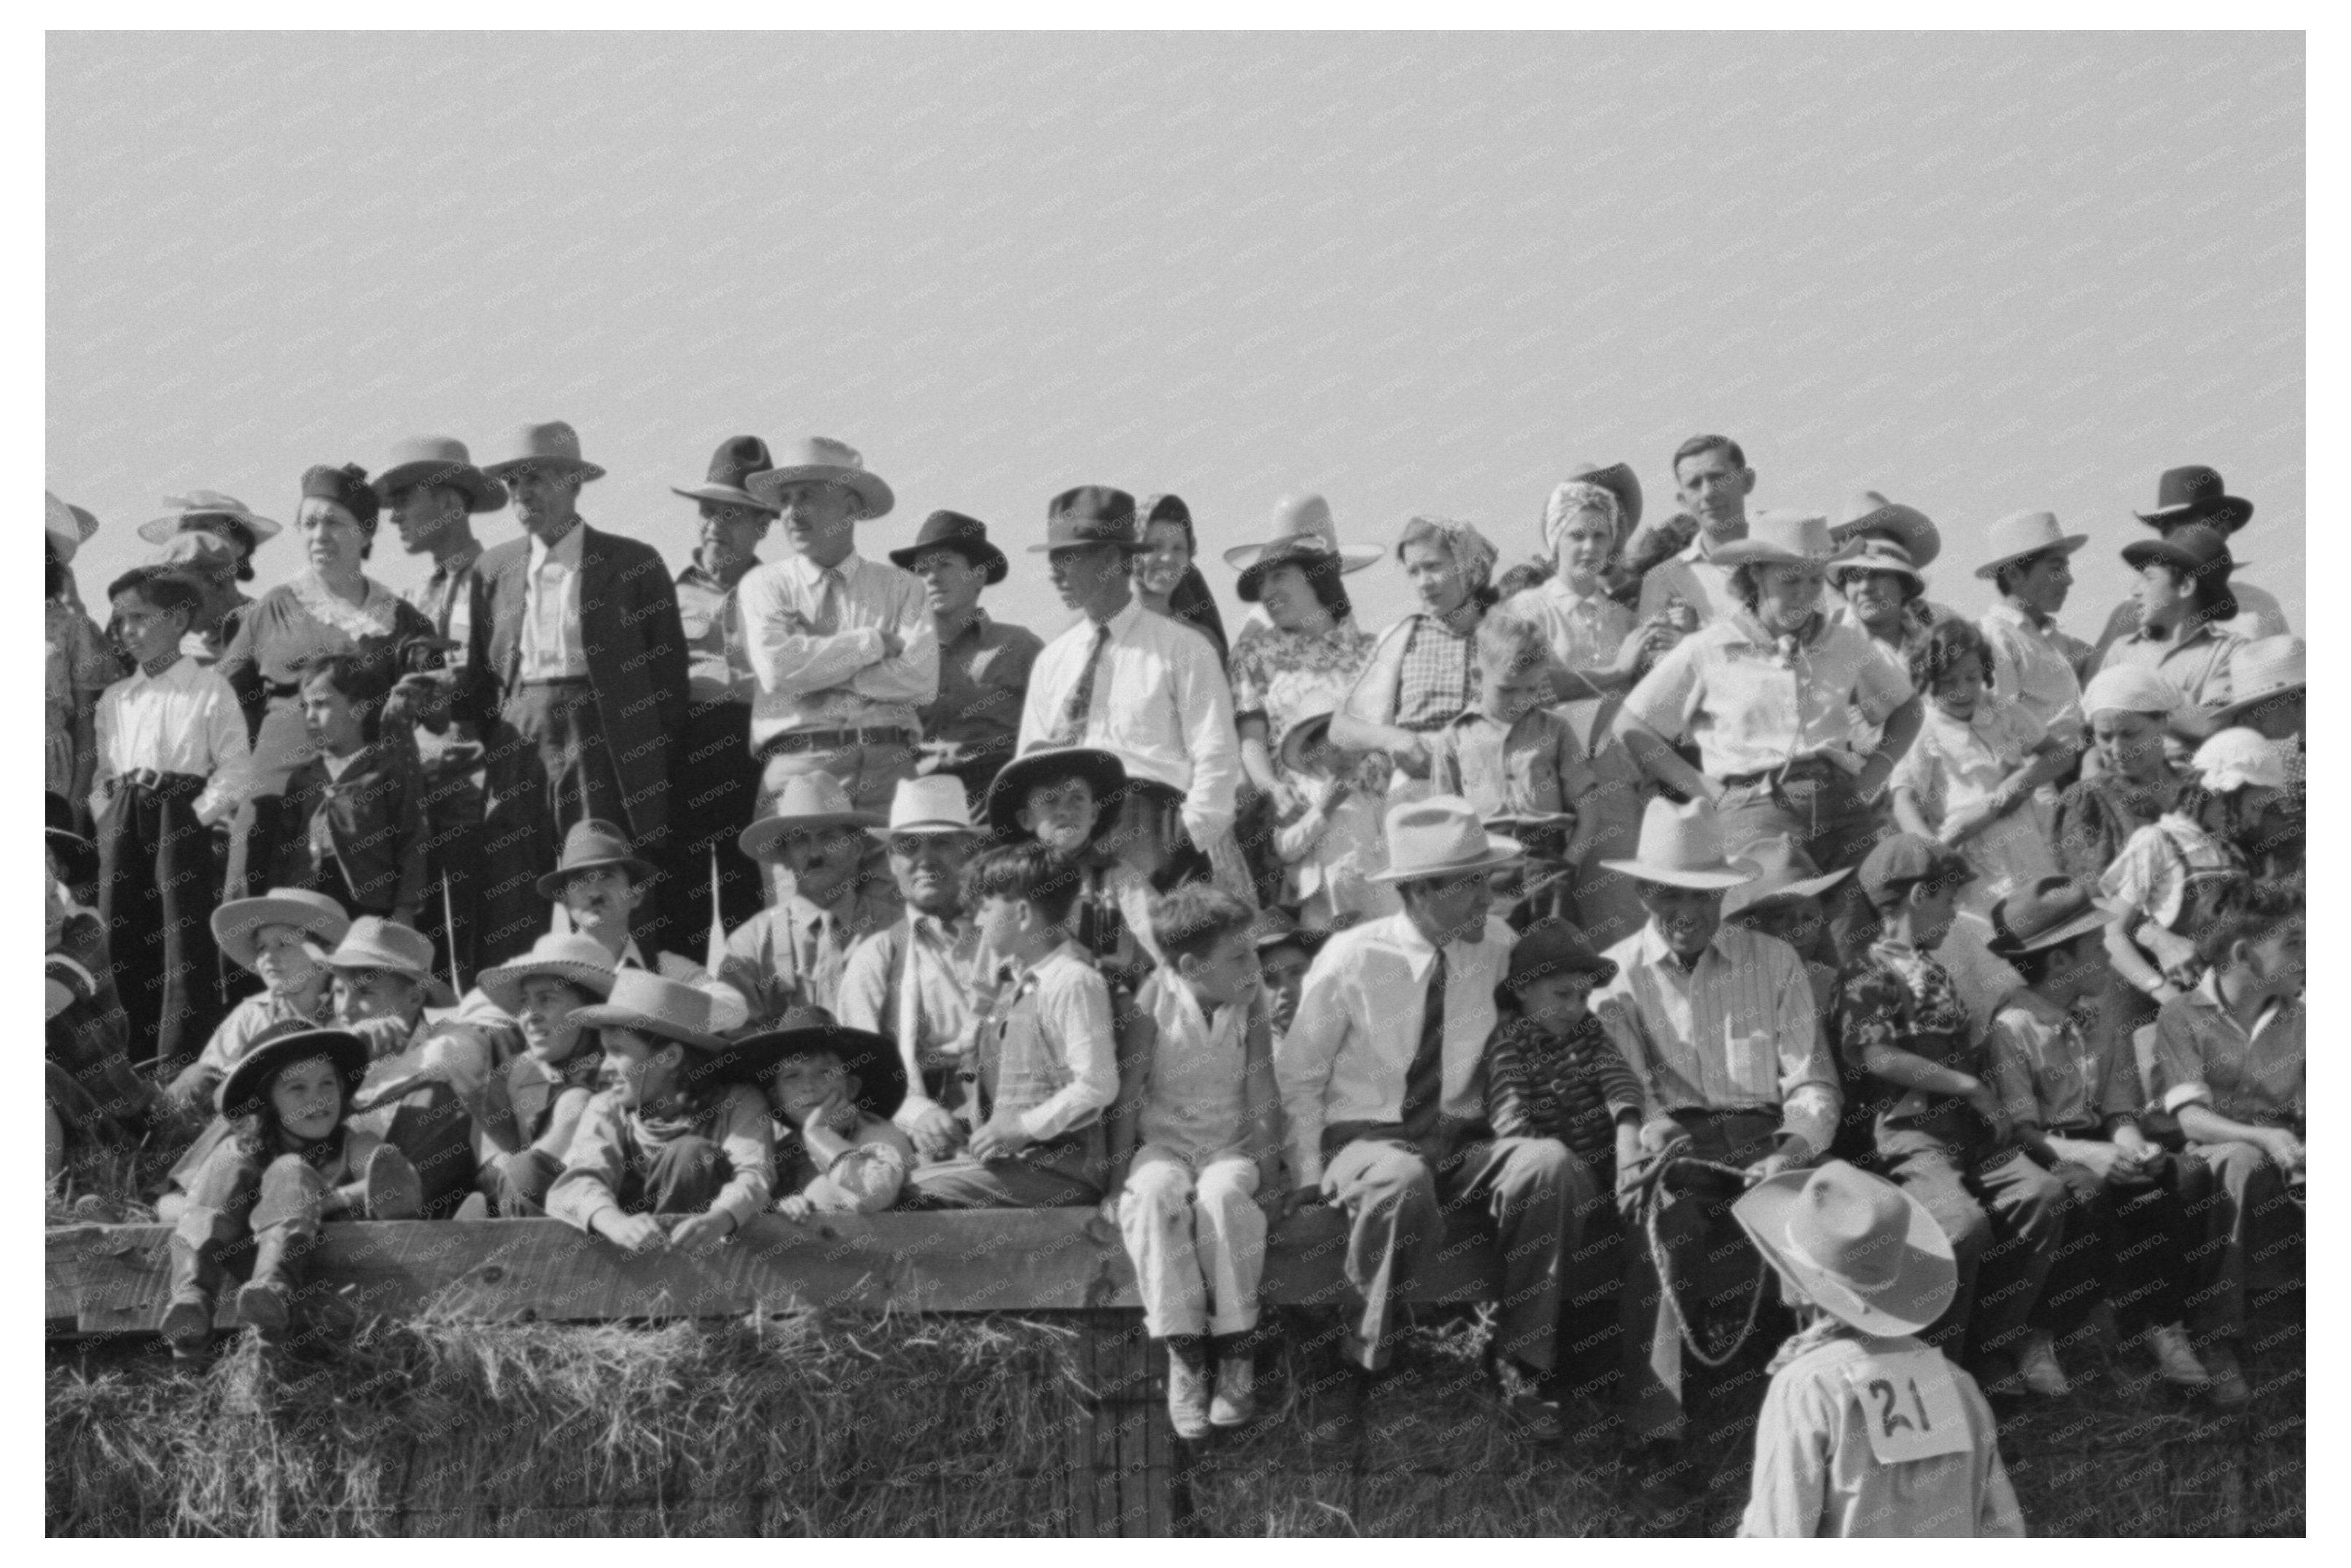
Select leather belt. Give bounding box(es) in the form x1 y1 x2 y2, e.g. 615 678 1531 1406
1720 756 1843 789
103 769 206 798
759 726 916 757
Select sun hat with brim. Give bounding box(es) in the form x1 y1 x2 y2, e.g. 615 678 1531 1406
888 510 1010 584
319 916 455 1007
537 818 660 900
2080 665 2180 721
983 745 1128 843
671 434 783 514
1227 493 1383 598
1602 797 1759 891
2135 464 2253 534
46 491 100 564
1707 510 1855 571
136 491 283 547
870 774 983 841
210 887 352 973
740 774 885 861
1974 510 2089 580
2211 636 2305 725
477 932 620 1018
373 435 507 513
479 421 607 483
44 792 98 886
1370 795 1524 884
744 435 894 519
219 1023 370 1123
1830 491 1941 571
1721 835 1855 921
1274 707 1341 776
1734 1161 1955 1337
1028 485 1142 554
1827 536 1926 590
1505 917 1618 988
1988 875 2115 960
2194 728 2289 793
1248 905 1327 960
717 1005 908 1120
571 969 726 1054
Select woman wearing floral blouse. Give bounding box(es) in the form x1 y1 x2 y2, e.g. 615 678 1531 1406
1226 521 1379 803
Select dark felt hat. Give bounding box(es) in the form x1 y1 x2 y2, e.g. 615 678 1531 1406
889 510 1009 584
219 1023 370 1122
1247 904 1328 960
1028 486 1142 553
984 744 1128 845
2137 465 2253 534
1504 917 1618 988
672 435 784 514
1989 875 2115 960
1857 833 1976 908
719 1004 908 1120
537 819 659 900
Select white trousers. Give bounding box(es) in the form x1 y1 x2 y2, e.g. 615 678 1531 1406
1116 1145 1266 1338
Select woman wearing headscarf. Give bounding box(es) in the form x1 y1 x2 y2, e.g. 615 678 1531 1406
1132 493 1231 670
1502 480 1669 699
1328 515 1500 792
2048 666 2189 887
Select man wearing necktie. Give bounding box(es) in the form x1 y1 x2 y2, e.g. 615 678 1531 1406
1274 796 1594 1442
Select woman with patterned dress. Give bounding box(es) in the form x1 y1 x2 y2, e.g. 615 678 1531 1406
1329 515 1501 803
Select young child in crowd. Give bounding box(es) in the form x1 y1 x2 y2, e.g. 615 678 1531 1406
1735 1161 2024 1537
158 1021 424 1362
273 655 429 926
983 745 1150 966
1271 707 1397 930
1247 905 1325 1049
1110 885 1282 1438
165 888 351 1126
738 1005 919 1218
905 842 1119 1209
2096 752 2270 1013
725 779 897 1021
547 970 775 1252
464 932 618 1216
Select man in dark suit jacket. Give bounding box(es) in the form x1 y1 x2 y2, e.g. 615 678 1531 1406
470 421 690 965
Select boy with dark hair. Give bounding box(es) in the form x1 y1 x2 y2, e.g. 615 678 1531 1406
274 655 429 925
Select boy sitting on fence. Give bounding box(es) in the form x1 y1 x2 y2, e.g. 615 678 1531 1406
734 1005 919 1217
461 932 618 1216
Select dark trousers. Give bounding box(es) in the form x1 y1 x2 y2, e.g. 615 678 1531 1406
2038 1155 2210 1337
96 775 225 1066
669 700 766 939
615 1136 734 1216
1876 1128 2069 1360
491 1147 566 1217
2182 1139 2300 1342
176 1139 330 1249
480 681 653 964
375 1083 481 1219
416 766 485 985
1716 771 1893 962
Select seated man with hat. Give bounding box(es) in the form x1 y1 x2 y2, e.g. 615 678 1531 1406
892 510 1044 803
529 817 746 1023
728 1004 916 1218
461 932 619 1217
1274 796 1588 1438
723 777 901 1023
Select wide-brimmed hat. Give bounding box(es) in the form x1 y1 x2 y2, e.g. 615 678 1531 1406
1248 905 1328 960
480 421 607 483
1733 1161 1955 1337
373 435 507 513
1370 795 1524 885
1029 485 1142 555
537 819 659 900
156 529 241 576
870 774 983 840
1505 916 1618 988
1274 706 1341 775
1857 833 1976 908
1827 535 1927 590
319 916 456 1007
2212 636 2305 725
670 435 782 514
2080 664 2180 720
719 1004 908 1120
136 491 283 548
570 970 727 1054
1988 875 2114 960
477 932 620 1018
2136 464 2253 534
2122 522 2239 579
984 744 1128 843
219 1023 371 1123
744 435 894 519
1602 798 1758 891
1225 493 1382 594
2194 728 2288 792
1721 835 1855 921
739 773 883 861
44 792 98 886
1565 461 1644 531
1707 510 1854 571
211 887 351 973
1975 510 2089 580
888 510 1009 584
1830 491 1941 570
45 491 100 564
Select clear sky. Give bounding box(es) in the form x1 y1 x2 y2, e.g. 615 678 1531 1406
48 30 2303 643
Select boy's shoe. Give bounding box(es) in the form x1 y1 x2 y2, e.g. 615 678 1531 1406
1166 1349 1212 1440
2200 1342 2252 1408
362 1146 424 1221
2016 1331 2070 1397
1494 1357 1567 1444
452 1191 491 1222
159 1236 219 1364
2145 1323 2211 1389
1209 1353 1257 1429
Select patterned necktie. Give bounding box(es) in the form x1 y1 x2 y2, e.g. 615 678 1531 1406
1054 621 1112 744
1398 950 1448 1144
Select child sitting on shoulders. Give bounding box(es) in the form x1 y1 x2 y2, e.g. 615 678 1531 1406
735 1005 919 1218
1269 708 1397 930
1735 1161 2024 1538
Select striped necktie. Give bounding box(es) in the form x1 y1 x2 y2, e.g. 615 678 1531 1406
1397 951 1448 1144
1053 621 1112 744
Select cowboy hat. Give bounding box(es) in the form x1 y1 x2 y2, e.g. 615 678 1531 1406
1830 491 1941 570
1225 494 1381 576
1564 461 1645 531
2122 523 2240 578
44 792 98 887
480 421 607 483
1029 485 1142 555
1504 916 1618 988
210 887 352 973
1734 1161 1956 1337
2194 728 2289 793
2136 464 2253 534
671 435 784 514
889 510 1009 585
2211 636 2304 725
570 969 726 1053
983 745 1128 843
1602 798 1759 891
744 436 894 519
739 773 884 861
1987 875 2115 961
1974 510 2089 580
1720 835 1855 921
870 774 983 841
219 1023 372 1123
1248 904 1328 960
1274 706 1341 776
136 491 283 547
1706 510 1855 571
45 491 100 563
537 819 660 900
318 916 456 1007
1370 795 1524 884
1826 535 1926 590
1857 834 1976 910
373 435 507 513
477 932 620 1018
718 1004 908 1120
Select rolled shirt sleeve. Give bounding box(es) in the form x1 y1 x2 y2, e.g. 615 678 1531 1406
738 565 885 698
1015 961 1120 1144
545 1091 632 1235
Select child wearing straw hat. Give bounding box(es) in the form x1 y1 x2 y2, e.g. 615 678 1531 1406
1734 1161 2024 1537
164 888 351 1125
463 933 619 1216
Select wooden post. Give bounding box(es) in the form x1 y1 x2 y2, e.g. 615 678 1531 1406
1067 1309 1174 1537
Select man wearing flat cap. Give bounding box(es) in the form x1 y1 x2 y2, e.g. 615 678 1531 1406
889 510 1043 803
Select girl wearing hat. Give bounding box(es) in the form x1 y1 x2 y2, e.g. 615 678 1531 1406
1330 517 1502 795
1226 504 1379 808
2089 524 2244 719
1132 494 1231 671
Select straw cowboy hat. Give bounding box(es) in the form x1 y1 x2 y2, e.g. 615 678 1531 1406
218 1023 373 1123
1505 916 1618 988
1224 493 1382 593
1564 461 1645 531
477 932 620 1018
1370 795 1524 884
1974 510 2088 580
888 510 1010 585
1602 797 1759 891
480 421 607 483
739 773 883 861
2212 636 2304 725
571 969 727 1053
319 916 456 1007
719 1004 909 1119
1274 706 1341 776
983 744 1128 843
136 491 284 547
1987 875 2114 962
2136 464 2253 534
672 435 784 515
1707 510 1854 570
536 819 660 900
1830 491 1941 570
1721 835 1855 921
45 792 98 887
1029 485 1143 554
869 774 982 841
210 887 353 973
45 491 100 563
1734 1160 1956 1337
1827 535 1927 590
373 435 507 513
744 435 894 519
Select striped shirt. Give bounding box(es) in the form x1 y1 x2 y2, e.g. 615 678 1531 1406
982 941 1118 1144
1483 1013 1648 1169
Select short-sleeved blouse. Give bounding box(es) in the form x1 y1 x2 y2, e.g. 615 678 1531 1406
1503 579 1635 685
219 572 433 789
1228 619 1377 747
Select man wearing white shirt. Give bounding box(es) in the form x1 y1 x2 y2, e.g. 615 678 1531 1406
1634 433 1757 630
